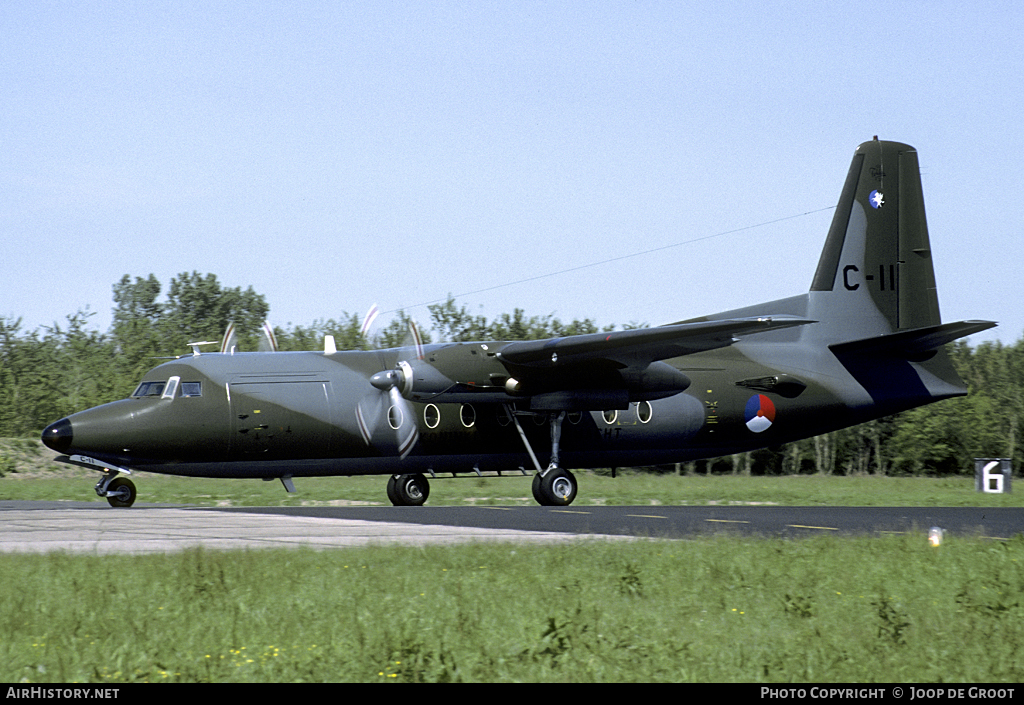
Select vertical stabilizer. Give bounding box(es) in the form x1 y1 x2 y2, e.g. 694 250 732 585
810 140 941 332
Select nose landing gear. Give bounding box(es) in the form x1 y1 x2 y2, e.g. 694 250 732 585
67 454 138 508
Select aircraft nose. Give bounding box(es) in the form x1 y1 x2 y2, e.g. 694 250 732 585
42 418 73 454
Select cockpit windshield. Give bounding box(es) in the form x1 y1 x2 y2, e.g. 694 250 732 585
131 379 201 398
132 381 166 397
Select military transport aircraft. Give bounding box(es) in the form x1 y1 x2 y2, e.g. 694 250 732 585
42 139 994 507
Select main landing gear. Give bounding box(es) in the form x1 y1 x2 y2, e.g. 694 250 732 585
383 408 580 507
512 407 579 507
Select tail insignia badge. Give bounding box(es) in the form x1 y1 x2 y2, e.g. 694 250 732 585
869 190 885 209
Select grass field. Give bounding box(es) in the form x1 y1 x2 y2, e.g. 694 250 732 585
3 535 1022 683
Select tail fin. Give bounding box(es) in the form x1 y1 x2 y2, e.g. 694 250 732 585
808 139 996 408
810 139 940 332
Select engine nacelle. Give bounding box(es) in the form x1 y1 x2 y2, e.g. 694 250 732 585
620 361 691 399
397 360 457 400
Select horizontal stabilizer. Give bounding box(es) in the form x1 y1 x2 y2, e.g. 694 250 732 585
829 320 996 360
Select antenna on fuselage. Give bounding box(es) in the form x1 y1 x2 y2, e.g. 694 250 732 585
185 341 220 357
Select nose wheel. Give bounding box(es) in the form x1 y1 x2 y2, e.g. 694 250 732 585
104 477 137 508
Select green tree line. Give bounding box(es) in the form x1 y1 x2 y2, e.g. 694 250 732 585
1 273 1018 476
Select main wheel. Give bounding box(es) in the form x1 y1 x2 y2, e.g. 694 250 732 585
534 468 577 507
386 473 430 506
106 477 136 508
532 472 545 504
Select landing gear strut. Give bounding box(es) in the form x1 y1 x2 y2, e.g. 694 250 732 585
509 407 579 506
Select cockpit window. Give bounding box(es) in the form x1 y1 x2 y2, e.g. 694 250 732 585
132 378 201 398
133 381 166 397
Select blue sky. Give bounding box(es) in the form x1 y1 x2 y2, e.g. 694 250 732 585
2 1 1020 346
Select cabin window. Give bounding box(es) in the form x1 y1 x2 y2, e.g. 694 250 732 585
637 401 653 424
387 405 404 430
180 382 202 397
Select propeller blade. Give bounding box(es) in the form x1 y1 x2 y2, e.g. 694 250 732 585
258 321 279 352
220 321 238 354
361 303 380 338
356 392 384 446
389 386 419 459
405 320 424 361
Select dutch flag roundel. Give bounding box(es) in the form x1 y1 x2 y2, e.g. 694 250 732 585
744 394 776 433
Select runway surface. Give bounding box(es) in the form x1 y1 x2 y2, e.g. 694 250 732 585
1 501 1021 554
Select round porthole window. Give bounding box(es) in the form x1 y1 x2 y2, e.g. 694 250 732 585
602 409 618 425
460 404 476 428
388 405 404 430
637 401 653 424
424 404 440 429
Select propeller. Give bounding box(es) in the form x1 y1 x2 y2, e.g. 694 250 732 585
355 310 424 460
220 321 279 354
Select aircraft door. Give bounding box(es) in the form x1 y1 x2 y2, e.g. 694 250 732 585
228 380 333 458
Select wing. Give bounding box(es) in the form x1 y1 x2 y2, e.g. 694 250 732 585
496 315 815 370
392 316 815 410
489 315 816 410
